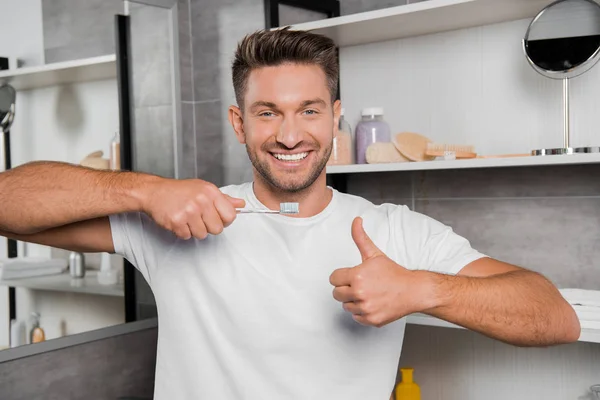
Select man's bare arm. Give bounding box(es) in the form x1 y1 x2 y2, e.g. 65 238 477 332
0 161 150 235
425 258 580 346
0 161 245 249
0 217 115 253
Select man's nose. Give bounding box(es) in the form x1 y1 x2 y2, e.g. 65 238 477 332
276 117 302 148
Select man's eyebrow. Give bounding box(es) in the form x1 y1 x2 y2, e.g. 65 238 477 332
299 98 327 108
249 101 278 111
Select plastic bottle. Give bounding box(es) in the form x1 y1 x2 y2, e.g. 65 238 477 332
10 319 26 347
109 132 121 170
98 252 118 285
327 108 353 165
29 312 45 344
395 367 421 400
355 107 391 164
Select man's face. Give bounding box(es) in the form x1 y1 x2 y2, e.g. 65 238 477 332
231 63 339 193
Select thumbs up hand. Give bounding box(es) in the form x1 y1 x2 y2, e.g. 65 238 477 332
329 217 433 327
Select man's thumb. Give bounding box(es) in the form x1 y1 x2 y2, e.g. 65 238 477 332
225 195 246 209
351 217 384 261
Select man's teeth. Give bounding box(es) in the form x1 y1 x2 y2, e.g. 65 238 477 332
273 152 309 161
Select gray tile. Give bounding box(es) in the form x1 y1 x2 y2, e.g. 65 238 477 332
347 171 413 204
414 198 600 290
42 0 123 63
190 30 221 102
129 4 175 108
414 164 600 199
189 0 264 103
195 100 225 185
45 40 115 64
178 0 194 102
138 303 159 320
0 327 157 399
133 105 176 178
340 0 407 15
278 4 327 26
136 270 156 306
179 102 197 178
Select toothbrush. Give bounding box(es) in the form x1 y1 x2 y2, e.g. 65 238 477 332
236 202 299 215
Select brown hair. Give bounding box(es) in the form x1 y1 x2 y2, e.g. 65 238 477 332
232 27 338 109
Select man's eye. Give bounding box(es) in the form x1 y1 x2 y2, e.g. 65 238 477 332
259 111 275 117
303 109 318 115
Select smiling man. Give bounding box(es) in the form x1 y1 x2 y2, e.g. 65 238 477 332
0 28 580 399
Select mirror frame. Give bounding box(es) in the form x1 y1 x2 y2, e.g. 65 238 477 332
522 0 600 80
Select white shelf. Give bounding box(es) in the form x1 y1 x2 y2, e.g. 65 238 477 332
326 153 600 174
0 270 123 297
290 0 553 47
407 314 600 344
0 54 117 91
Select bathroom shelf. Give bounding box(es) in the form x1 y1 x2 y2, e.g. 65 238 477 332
406 314 600 344
289 0 553 46
0 54 117 91
326 153 600 174
0 270 123 297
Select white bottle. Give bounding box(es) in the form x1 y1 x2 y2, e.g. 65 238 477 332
98 252 118 285
10 319 26 347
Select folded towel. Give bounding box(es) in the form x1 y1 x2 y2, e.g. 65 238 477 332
579 320 600 330
559 289 600 308
0 257 67 280
572 306 600 322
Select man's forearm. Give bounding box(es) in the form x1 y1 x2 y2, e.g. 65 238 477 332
422 270 580 346
0 161 157 234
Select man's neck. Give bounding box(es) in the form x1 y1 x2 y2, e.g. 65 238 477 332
251 172 332 218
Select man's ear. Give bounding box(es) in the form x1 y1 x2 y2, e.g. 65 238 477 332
228 105 246 144
332 99 342 138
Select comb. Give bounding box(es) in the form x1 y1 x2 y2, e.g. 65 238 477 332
236 202 299 215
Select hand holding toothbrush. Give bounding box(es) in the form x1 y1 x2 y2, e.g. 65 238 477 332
141 178 246 240
141 178 298 241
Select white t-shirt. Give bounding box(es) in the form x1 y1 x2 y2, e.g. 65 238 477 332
109 182 485 400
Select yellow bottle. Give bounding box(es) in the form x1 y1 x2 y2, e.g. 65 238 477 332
394 367 421 400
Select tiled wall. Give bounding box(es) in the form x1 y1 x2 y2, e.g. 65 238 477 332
0 325 157 400
178 0 265 186
41 0 124 63
348 165 600 289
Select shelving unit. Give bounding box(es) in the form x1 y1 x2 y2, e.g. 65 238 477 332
407 313 600 344
290 0 553 46
0 271 123 297
326 153 600 174
0 54 117 91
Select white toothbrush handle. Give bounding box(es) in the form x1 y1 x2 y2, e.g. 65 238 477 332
236 208 279 214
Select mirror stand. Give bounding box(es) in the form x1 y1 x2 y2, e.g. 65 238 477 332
533 78 599 156
524 0 600 156
562 77 570 150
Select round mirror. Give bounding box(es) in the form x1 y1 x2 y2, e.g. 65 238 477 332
524 0 600 79
523 0 600 155
0 84 16 134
